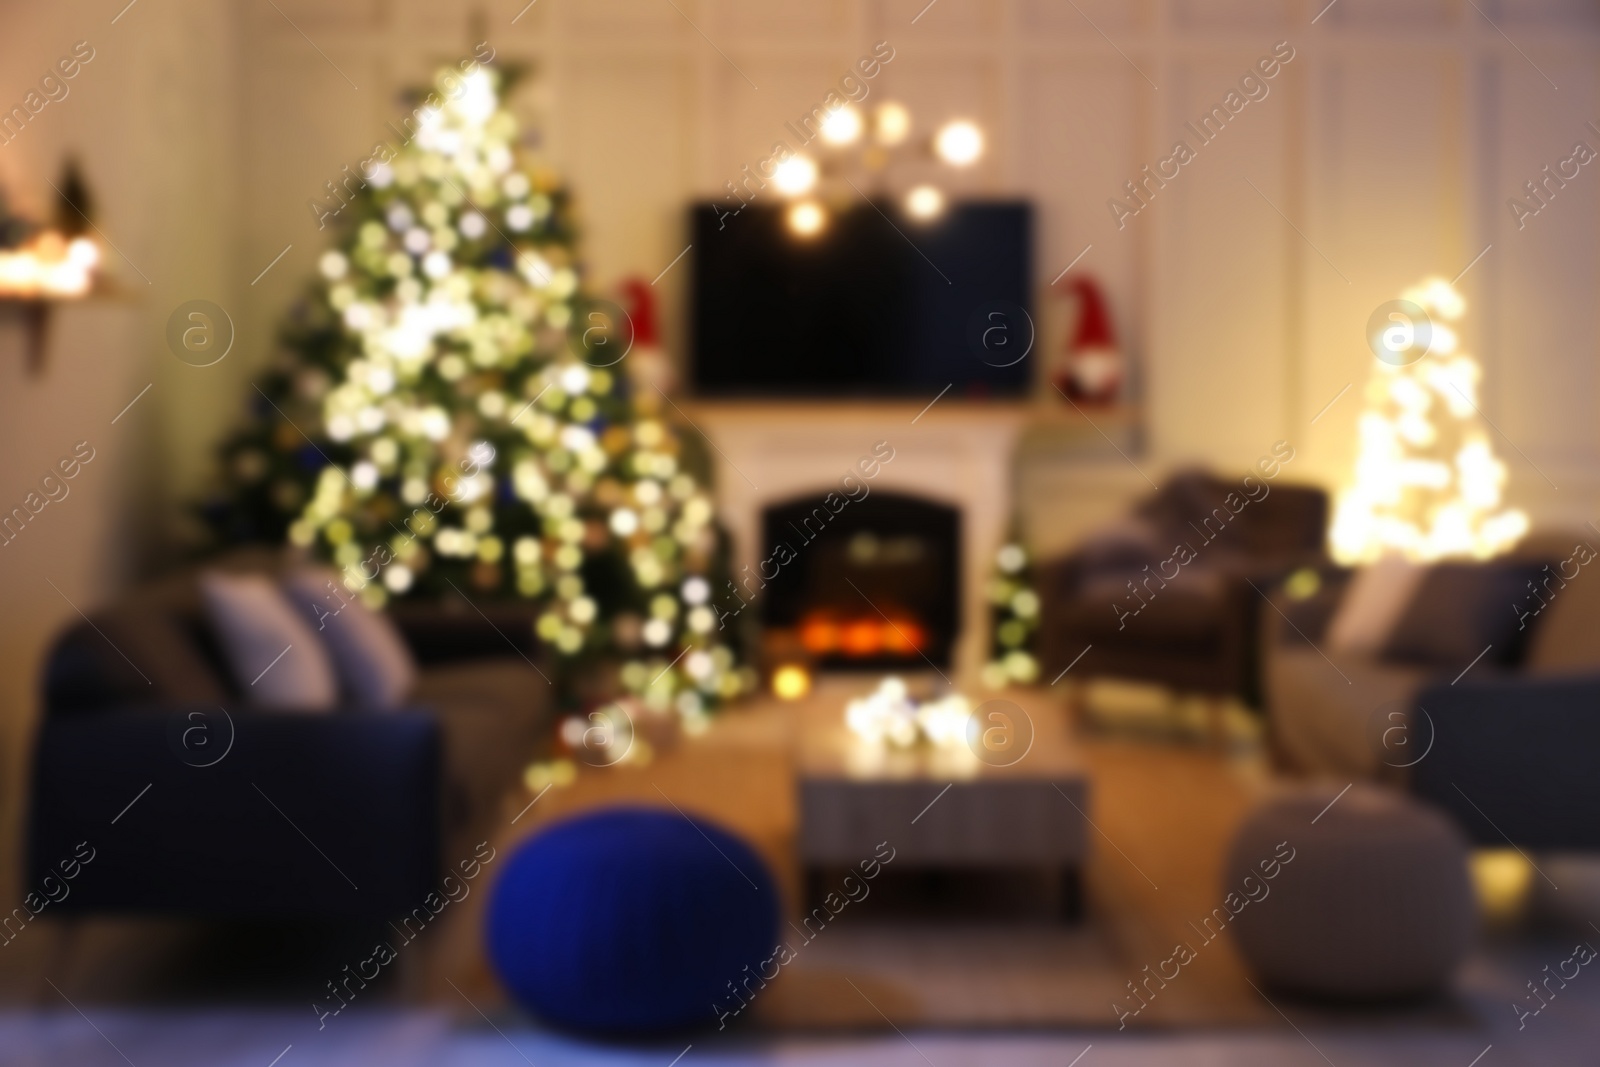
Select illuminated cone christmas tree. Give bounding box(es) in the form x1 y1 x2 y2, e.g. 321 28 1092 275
1330 277 1529 563
204 66 746 717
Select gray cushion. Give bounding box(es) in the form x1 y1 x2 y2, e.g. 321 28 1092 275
200 571 339 711
1225 784 1474 999
283 569 418 710
1381 561 1546 667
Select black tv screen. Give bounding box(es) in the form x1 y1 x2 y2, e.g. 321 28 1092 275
689 200 1033 397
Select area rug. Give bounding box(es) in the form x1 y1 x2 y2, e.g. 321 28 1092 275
749 918 1480 1032
752 919 1135 1029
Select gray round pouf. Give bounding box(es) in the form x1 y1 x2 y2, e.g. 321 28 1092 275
1224 783 1475 1000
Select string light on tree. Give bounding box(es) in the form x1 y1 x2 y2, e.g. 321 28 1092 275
1330 277 1529 564
982 540 1041 689
203 65 748 716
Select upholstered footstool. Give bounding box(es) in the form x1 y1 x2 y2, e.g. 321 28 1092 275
486 807 780 1034
1224 783 1474 1000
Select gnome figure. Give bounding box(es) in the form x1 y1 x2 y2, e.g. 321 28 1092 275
618 276 675 398
1053 274 1123 405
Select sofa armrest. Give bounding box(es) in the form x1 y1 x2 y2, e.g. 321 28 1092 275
29 706 440 918
1408 672 1600 850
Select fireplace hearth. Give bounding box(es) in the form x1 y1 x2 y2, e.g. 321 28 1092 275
761 491 960 671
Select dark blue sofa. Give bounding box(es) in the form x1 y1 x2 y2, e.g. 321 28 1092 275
27 567 551 919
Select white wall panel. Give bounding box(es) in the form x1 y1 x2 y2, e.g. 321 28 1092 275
1486 54 1600 475
1016 0 1149 35
1018 59 1146 389
871 0 1001 36
555 57 697 288
1172 0 1294 31
1321 0 1457 29
1493 0 1600 29
711 0 853 39
1301 49 1463 485
557 0 684 37
1148 54 1296 464
232 0 1600 529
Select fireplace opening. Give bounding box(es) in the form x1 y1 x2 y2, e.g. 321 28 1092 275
760 491 960 671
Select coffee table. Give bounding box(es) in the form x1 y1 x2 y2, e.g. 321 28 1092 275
794 680 1090 919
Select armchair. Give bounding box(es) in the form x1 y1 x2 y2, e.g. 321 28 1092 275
1036 469 1328 706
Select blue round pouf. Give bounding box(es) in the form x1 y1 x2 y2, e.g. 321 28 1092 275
486 806 780 1034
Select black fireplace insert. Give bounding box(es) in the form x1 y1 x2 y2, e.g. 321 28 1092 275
760 490 960 671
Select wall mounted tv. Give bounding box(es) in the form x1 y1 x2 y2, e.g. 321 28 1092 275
689 200 1033 398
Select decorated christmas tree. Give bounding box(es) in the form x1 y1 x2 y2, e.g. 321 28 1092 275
202 64 746 718
981 538 1041 689
1330 277 1529 563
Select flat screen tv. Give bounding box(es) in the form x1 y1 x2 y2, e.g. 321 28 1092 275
689 200 1033 397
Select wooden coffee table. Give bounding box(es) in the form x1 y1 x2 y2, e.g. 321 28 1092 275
794 679 1090 919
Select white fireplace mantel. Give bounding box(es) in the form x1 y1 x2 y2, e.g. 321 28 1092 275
682 399 1044 684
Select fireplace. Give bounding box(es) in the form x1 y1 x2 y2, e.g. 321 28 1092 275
761 491 961 671
684 401 1028 682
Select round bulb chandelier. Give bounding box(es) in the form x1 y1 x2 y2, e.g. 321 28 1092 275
776 102 985 235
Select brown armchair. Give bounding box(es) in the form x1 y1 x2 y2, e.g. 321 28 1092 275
1036 469 1327 707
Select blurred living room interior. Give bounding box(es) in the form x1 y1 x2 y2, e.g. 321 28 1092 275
4 0 1600 1063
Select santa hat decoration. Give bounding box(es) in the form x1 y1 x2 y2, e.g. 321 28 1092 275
617 276 675 397
618 277 659 348
1052 274 1123 404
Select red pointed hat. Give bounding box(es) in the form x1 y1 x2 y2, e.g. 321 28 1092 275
618 277 659 347
1059 274 1116 349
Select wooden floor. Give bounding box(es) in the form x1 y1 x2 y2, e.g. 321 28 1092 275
433 680 1278 1026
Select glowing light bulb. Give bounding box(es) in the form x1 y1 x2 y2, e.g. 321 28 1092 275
820 105 864 145
788 200 826 237
875 101 912 145
905 184 945 220
772 664 811 701
935 120 984 166
773 155 819 197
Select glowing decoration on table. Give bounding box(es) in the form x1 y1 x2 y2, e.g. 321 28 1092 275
771 663 812 701
845 676 972 749
982 540 1041 690
905 184 944 221
934 120 984 167
0 232 99 297
1330 277 1529 564
787 200 826 238
560 701 636 767
200 64 749 719
820 105 864 146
